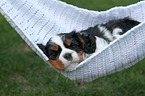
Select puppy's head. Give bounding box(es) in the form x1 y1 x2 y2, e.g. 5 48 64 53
37 33 84 71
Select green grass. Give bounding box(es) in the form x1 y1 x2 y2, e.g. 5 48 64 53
0 0 145 95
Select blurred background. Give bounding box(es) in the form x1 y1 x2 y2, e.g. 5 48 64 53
0 0 145 95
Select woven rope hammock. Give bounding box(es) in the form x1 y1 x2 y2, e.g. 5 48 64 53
0 0 145 82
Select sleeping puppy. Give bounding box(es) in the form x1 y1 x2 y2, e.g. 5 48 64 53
37 32 84 71
37 17 140 71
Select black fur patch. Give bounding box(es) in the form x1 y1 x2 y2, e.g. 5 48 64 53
103 17 140 34
59 32 82 53
79 33 96 54
37 41 62 60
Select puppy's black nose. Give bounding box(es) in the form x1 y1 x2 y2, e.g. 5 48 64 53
64 53 72 61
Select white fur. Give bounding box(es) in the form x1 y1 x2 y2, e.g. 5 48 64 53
112 27 123 39
96 36 108 51
51 35 80 70
98 25 114 41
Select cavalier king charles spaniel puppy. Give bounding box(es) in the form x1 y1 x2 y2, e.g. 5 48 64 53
37 17 140 71
37 32 84 71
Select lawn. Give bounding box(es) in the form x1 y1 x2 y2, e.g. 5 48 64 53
0 0 145 96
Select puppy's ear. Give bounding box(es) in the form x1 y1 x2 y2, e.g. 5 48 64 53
81 34 96 54
37 44 47 55
71 31 81 38
71 32 84 47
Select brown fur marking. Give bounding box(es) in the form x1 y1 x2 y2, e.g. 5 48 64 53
48 60 65 71
78 51 84 63
50 45 59 51
65 39 72 46
79 38 84 48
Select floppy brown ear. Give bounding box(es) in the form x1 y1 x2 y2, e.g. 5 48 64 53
37 44 47 55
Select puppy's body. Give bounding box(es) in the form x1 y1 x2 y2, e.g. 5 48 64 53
76 17 140 59
37 17 140 71
80 17 140 42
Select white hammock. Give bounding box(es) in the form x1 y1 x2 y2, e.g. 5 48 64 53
0 0 145 82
